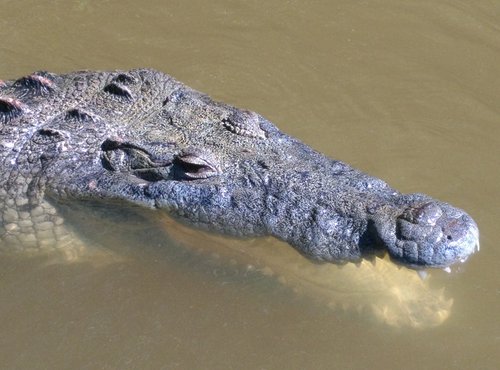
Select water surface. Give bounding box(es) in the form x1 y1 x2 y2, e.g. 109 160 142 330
0 1 498 369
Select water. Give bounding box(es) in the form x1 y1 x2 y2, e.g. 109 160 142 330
1 0 499 369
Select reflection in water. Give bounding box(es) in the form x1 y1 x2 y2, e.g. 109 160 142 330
158 215 453 329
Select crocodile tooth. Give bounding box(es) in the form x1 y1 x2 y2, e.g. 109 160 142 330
417 270 428 280
365 255 376 266
442 266 451 273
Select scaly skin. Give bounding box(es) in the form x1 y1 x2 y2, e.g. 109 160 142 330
0 69 479 269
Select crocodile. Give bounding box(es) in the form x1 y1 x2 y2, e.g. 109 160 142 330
0 68 478 269
0 68 479 327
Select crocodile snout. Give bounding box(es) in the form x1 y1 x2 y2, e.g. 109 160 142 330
389 200 479 269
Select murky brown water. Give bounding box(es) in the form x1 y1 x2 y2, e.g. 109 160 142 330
1 0 499 369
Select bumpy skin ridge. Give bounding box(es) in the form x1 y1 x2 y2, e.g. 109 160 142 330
0 69 478 268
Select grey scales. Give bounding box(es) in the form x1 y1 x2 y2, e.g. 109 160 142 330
0 69 479 269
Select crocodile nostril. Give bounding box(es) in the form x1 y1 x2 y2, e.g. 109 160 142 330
442 217 466 242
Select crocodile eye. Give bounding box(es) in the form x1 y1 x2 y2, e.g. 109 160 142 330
174 151 221 180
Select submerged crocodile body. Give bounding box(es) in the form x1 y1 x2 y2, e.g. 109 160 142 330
0 68 478 269
158 215 453 328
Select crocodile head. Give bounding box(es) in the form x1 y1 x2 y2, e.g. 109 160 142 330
6 69 476 269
